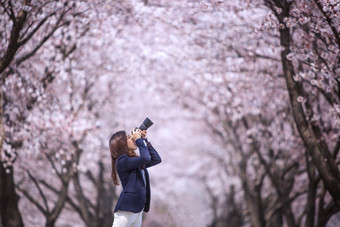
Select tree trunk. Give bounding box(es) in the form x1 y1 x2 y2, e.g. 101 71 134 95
282 204 296 227
305 153 317 227
240 161 265 227
0 163 24 227
225 186 243 227
246 195 265 227
266 207 283 227
45 218 55 227
278 21 340 210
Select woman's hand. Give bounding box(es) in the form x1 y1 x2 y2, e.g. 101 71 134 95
131 128 142 140
141 130 147 138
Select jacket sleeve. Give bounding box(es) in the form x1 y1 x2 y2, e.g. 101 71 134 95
116 138 151 171
145 139 162 168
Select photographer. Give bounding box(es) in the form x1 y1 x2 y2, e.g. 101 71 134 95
109 128 162 227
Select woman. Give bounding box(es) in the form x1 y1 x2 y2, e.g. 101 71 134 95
109 128 162 227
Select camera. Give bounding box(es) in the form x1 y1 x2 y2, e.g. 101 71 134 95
138 117 153 131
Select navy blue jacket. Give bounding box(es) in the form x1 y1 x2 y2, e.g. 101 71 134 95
114 138 162 213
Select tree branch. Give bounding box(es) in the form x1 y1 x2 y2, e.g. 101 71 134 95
0 2 29 74
333 138 340 160
26 169 50 212
18 8 62 47
16 185 47 216
72 170 90 225
16 10 71 66
45 152 62 179
0 90 5 153
0 1 16 23
39 179 84 220
314 0 340 49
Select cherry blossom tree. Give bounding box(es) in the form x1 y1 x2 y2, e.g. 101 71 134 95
0 0 89 226
262 0 340 211
6 1 145 225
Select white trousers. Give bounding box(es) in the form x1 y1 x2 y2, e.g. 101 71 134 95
112 210 143 227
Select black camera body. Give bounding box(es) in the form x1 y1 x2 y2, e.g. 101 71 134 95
137 117 153 131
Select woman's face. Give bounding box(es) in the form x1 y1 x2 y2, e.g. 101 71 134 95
126 134 137 151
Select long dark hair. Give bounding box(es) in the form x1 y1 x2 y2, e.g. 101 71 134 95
109 131 137 185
